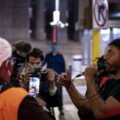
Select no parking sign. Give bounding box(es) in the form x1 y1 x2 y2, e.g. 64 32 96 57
92 0 108 29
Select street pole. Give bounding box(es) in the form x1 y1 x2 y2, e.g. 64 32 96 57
50 0 68 43
52 0 59 43
55 0 59 10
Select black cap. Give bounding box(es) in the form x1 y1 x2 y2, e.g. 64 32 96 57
109 39 120 49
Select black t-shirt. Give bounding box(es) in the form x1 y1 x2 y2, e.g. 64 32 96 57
99 78 120 101
78 78 120 120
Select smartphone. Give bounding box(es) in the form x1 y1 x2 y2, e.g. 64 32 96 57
29 77 40 97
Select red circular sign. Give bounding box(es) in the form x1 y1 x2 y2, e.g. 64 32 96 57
93 0 108 27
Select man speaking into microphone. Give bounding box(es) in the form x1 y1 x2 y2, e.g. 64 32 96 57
58 39 120 120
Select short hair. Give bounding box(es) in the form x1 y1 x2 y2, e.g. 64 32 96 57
108 39 120 49
26 48 44 62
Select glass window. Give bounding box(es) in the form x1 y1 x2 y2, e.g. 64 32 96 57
100 28 110 55
113 28 120 39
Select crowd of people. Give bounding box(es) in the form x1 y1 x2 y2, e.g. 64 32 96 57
42 42 66 114
0 37 120 120
0 38 55 120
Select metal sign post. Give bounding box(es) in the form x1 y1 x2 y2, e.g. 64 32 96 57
92 0 108 63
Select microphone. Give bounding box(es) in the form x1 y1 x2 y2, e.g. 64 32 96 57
74 56 106 79
74 72 84 78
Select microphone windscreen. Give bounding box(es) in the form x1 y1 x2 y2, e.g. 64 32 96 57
15 40 32 53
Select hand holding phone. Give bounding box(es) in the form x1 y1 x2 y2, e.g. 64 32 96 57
29 77 40 97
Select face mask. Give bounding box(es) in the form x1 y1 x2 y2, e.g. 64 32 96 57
26 65 42 75
27 65 41 71
52 46 57 51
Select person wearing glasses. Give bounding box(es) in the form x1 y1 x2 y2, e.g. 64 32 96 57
59 39 120 120
0 38 55 120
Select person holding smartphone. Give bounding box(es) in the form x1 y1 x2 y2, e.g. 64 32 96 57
0 38 55 120
19 48 61 111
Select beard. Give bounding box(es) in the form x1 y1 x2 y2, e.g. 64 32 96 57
105 61 119 74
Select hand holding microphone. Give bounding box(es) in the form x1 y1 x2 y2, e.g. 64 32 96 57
74 72 84 78
58 56 106 88
74 56 106 79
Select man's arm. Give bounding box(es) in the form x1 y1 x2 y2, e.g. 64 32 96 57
58 70 91 113
85 65 120 119
47 69 57 96
59 67 120 119
66 83 91 112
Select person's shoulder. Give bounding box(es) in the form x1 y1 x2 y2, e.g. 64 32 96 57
56 52 62 55
46 52 53 56
57 52 64 57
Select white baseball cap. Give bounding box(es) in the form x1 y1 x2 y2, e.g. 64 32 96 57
0 37 12 66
